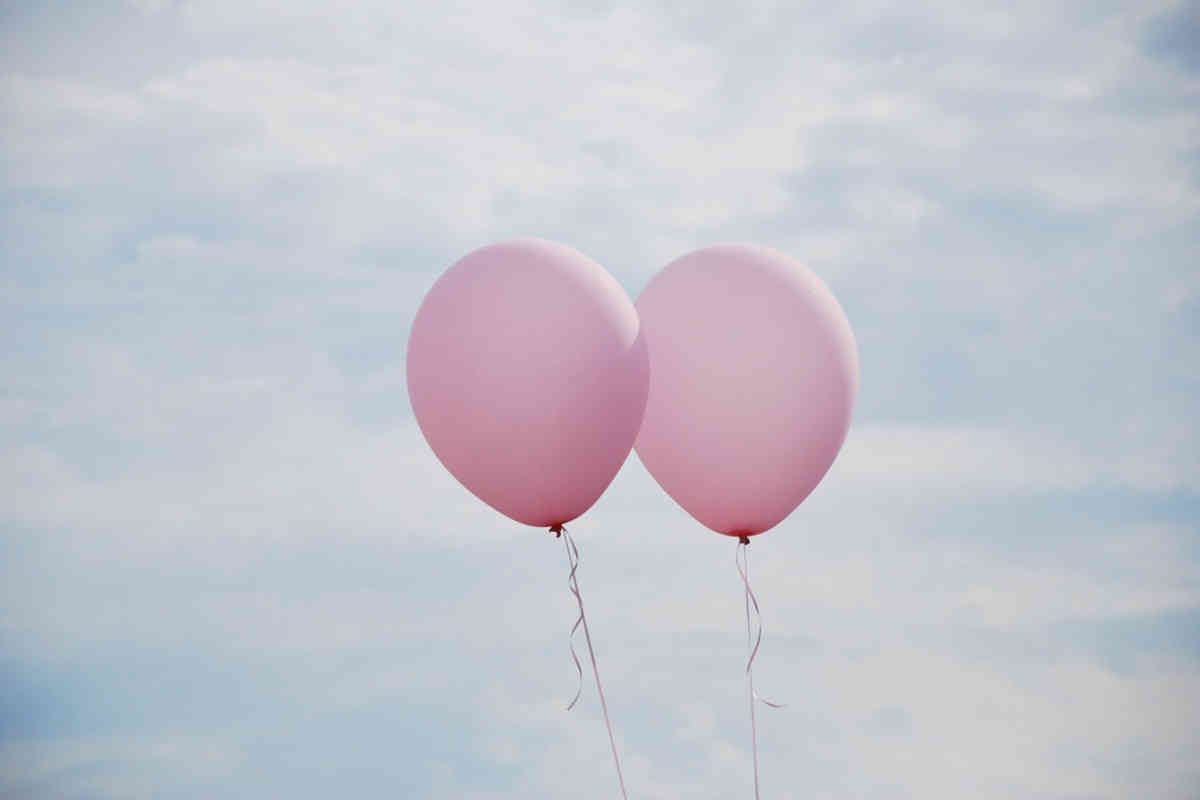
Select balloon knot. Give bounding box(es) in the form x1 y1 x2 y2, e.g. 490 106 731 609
550 524 565 538
738 535 750 546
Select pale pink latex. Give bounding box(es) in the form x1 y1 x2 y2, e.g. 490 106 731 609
407 239 649 528
634 244 859 537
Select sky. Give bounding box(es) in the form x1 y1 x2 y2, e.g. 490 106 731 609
1 0 1198 798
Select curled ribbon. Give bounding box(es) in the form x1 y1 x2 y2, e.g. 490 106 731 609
554 525 629 800
736 537 784 800
736 538 785 708
561 528 586 712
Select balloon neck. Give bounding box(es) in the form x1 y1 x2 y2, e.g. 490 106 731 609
738 535 750 546
549 524 565 538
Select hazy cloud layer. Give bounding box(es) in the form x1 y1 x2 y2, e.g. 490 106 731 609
2 0 1198 798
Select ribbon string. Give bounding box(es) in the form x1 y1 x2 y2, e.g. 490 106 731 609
559 526 629 800
736 538 784 800
564 541 585 712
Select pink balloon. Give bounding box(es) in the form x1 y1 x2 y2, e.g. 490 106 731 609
407 239 649 528
634 244 859 538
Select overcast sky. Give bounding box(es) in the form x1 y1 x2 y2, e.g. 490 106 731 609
2 0 1198 798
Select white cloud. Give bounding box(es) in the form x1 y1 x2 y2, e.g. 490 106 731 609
0 734 245 798
2 0 1197 797
832 423 1200 495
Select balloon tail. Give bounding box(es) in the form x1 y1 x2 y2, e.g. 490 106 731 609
559 526 629 800
737 537 784 800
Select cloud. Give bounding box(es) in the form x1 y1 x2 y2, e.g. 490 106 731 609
834 423 1200 494
2 0 1198 797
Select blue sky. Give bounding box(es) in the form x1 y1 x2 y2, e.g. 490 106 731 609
2 0 1198 797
